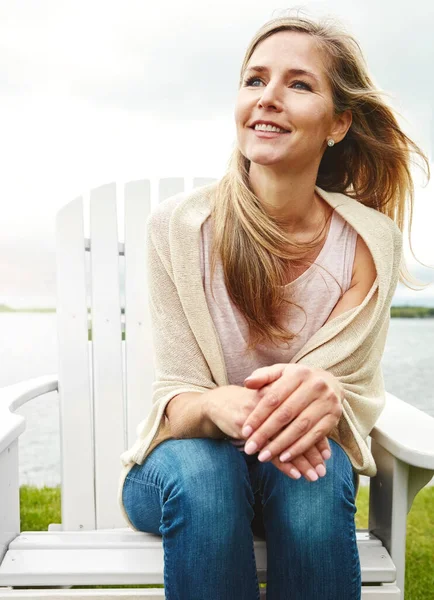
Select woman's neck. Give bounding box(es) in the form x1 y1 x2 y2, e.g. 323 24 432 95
248 163 325 235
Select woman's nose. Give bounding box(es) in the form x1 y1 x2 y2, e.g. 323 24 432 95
258 83 284 110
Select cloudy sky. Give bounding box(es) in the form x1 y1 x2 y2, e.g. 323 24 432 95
1 0 433 305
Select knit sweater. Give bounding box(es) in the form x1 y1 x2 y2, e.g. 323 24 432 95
118 182 403 530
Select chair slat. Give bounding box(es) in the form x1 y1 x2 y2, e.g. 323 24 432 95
0 536 396 587
89 183 125 529
158 177 184 202
0 591 166 599
10 529 383 549
0 590 166 599
56 197 95 530
193 177 217 188
124 180 154 449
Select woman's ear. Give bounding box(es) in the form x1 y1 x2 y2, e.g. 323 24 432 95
330 110 352 144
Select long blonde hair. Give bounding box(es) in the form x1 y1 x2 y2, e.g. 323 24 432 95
210 13 431 351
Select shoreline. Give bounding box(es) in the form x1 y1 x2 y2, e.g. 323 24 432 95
2 304 434 318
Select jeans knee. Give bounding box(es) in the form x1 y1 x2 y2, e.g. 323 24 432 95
265 442 357 547
156 439 255 546
155 438 254 517
156 438 243 482
283 499 336 546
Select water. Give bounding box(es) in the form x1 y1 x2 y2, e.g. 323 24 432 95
1 313 433 488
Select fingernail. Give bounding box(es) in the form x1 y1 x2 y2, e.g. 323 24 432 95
280 451 291 462
307 469 318 481
258 450 271 462
244 441 257 455
290 468 301 479
316 464 326 477
321 450 331 460
244 376 254 383
242 425 253 437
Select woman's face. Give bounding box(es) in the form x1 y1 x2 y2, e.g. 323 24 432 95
235 30 341 171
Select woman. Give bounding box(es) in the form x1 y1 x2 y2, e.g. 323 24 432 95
118 14 429 600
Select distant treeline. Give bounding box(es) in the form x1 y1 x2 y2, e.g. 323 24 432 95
390 306 434 318
1 304 434 318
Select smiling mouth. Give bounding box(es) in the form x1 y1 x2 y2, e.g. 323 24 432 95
249 125 291 132
250 127 291 135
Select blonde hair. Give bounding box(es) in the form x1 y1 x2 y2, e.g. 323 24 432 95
210 13 431 351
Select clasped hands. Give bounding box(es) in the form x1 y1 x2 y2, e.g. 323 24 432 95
240 363 344 481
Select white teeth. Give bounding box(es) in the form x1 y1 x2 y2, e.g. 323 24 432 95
254 123 288 133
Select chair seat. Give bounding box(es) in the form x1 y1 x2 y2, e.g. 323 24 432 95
0 529 396 588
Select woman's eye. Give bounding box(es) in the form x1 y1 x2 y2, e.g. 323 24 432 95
243 77 312 91
291 80 312 91
244 76 262 86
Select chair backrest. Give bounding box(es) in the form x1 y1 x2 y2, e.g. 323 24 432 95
55 177 217 530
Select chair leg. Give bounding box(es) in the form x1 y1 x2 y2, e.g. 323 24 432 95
0 441 20 563
369 438 434 598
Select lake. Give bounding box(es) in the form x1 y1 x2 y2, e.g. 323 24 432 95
1 313 433 488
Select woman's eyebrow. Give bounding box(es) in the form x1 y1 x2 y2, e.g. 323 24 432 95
244 65 320 85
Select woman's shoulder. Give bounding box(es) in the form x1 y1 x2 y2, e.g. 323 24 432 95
323 188 402 249
341 190 400 229
336 191 403 278
147 189 191 236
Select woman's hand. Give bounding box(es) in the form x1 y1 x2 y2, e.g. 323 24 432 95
241 363 343 464
269 438 331 481
204 384 331 482
204 384 262 441
266 431 332 481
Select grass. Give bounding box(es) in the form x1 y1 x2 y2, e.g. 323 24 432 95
19 484 434 597
0 304 55 313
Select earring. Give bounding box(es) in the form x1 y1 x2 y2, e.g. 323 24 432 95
327 138 335 147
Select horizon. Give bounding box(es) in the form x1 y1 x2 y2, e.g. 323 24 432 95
1 298 434 310
1 209 433 309
1 265 434 310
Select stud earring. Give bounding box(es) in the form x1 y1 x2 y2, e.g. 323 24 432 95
327 139 335 147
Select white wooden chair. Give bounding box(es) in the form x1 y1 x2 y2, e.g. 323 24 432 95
0 177 433 599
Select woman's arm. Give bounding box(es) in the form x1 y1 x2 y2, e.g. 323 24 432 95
325 234 377 324
144 209 226 438
165 391 225 439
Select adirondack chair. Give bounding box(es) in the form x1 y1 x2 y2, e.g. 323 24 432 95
0 177 433 600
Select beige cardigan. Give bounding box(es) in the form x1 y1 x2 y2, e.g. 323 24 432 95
118 182 403 529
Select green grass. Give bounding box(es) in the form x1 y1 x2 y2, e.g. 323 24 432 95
19 484 434 597
0 304 55 313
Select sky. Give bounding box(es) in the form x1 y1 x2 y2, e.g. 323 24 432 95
1 0 433 306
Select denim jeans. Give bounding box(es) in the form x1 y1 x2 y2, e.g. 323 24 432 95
122 437 361 600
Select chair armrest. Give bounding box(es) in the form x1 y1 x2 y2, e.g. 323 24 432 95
371 391 434 470
0 374 58 454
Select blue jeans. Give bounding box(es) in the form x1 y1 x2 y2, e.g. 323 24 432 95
122 437 361 599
